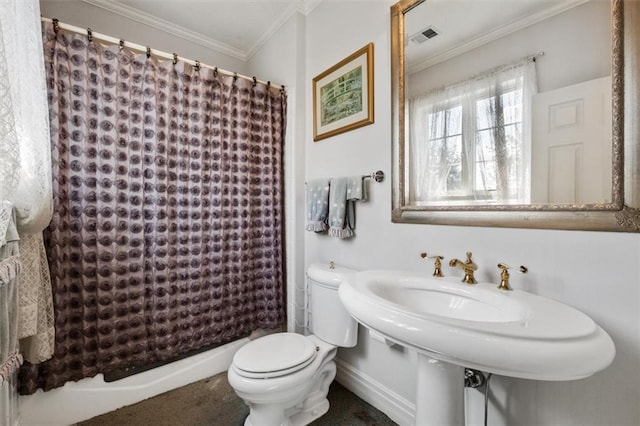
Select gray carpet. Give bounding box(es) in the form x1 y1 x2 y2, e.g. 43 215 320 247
78 371 398 426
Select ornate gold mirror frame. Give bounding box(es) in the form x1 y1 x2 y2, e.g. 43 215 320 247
391 0 640 231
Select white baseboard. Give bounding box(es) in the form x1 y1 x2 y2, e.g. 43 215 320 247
335 358 415 426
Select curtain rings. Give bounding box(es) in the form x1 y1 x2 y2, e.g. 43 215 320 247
52 18 60 34
87 28 93 42
213 67 218 77
252 76 257 87
233 72 238 82
146 46 151 58
194 60 200 71
119 39 125 51
172 53 178 65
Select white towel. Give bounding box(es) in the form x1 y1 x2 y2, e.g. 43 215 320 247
305 178 330 232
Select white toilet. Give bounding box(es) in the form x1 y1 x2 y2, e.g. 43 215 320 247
227 262 358 426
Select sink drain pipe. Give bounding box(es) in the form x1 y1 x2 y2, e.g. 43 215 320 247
464 369 493 426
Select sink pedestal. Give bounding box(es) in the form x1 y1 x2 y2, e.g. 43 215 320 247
416 355 465 425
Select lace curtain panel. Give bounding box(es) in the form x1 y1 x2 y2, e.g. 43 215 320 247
0 0 56 367
0 204 22 382
19 22 287 394
409 59 537 205
0 0 52 231
17 234 55 364
0 203 22 426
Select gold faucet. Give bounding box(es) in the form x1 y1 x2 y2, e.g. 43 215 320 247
496 263 528 291
449 252 478 284
420 253 444 277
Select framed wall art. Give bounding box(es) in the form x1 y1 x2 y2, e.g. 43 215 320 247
313 43 374 141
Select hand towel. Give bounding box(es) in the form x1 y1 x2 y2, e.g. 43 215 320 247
305 178 330 232
345 175 367 231
328 177 352 238
328 176 366 238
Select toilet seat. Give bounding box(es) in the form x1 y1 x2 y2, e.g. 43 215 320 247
233 333 319 379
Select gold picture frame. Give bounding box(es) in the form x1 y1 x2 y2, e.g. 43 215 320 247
313 43 374 141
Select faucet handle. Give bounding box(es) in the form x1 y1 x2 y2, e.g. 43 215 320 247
448 252 478 284
496 263 528 291
420 253 444 277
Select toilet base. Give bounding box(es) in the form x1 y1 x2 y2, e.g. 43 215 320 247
244 397 330 426
287 398 329 426
237 357 337 426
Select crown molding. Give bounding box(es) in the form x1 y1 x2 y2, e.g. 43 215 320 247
246 1 301 60
80 0 247 60
298 0 323 15
408 0 589 75
80 0 323 62
245 0 322 59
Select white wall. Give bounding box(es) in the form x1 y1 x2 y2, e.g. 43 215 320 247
304 1 639 426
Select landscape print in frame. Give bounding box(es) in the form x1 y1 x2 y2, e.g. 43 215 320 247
313 43 374 141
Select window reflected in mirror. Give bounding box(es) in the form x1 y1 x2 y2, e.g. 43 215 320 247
405 0 612 207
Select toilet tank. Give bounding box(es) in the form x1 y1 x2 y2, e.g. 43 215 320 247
307 262 358 348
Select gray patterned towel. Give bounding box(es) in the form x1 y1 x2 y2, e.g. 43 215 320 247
305 178 330 232
346 175 367 231
329 176 367 238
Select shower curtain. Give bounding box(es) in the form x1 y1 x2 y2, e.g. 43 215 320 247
19 22 287 394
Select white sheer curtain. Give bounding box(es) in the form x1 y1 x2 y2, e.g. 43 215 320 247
409 58 537 205
0 0 52 228
0 2 54 414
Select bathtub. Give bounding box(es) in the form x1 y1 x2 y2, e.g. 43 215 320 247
19 337 250 426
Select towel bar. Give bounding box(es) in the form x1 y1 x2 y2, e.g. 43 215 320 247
305 171 385 185
363 170 385 183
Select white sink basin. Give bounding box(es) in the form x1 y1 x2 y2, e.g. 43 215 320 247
339 270 615 381
368 281 525 323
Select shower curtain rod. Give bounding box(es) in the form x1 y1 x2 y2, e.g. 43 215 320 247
41 17 285 91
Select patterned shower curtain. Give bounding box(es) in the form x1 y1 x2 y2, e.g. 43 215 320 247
19 22 287 394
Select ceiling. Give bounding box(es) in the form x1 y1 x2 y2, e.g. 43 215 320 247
405 0 589 73
77 0 321 61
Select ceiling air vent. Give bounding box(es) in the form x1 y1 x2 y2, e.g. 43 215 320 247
410 26 439 44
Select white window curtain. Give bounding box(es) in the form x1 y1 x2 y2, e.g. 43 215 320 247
409 58 537 205
0 0 52 228
0 0 55 393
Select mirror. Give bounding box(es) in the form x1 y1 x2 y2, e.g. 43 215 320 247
391 0 640 231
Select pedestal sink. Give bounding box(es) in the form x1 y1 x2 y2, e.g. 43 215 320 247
338 270 615 425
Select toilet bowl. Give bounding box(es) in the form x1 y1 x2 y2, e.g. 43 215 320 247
227 263 358 426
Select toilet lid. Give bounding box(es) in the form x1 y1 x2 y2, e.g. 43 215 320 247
233 333 318 377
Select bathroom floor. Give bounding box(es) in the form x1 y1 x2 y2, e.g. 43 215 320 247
78 372 398 426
